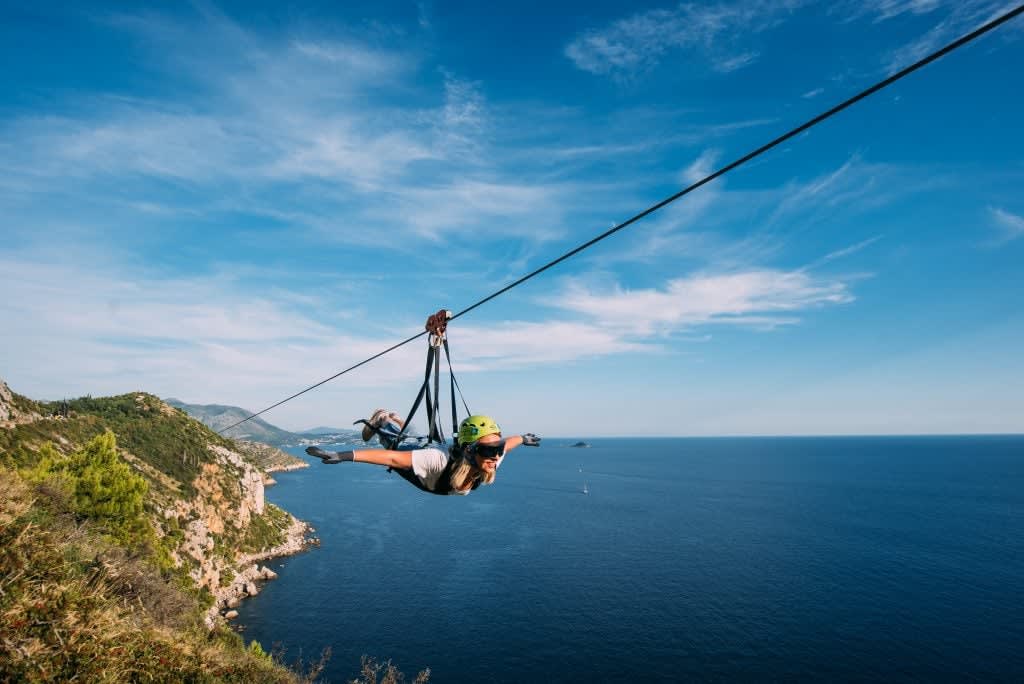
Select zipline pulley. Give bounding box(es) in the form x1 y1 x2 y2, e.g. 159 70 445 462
425 309 452 346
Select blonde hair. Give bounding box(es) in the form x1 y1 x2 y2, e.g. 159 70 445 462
449 452 496 491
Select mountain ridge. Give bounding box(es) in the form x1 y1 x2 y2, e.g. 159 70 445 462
167 399 361 445
165 398 302 446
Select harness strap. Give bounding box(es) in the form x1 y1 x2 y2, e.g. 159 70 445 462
422 345 443 445
393 346 433 445
442 339 466 437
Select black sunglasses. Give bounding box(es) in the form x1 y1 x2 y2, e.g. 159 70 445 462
469 440 506 460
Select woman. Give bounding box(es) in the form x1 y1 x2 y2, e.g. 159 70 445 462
306 414 540 495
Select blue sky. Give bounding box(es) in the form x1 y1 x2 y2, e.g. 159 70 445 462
2 0 1022 436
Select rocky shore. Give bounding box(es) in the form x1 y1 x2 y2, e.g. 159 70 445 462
262 460 308 486
264 461 309 473
207 516 318 627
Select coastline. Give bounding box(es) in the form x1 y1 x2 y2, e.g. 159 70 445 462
262 460 309 486
264 461 310 474
207 513 319 627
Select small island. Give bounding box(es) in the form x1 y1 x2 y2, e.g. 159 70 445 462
571 441 591 448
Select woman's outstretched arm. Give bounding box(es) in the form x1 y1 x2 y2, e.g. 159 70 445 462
501 433 541 453
306 446 413 468
352 448 413 469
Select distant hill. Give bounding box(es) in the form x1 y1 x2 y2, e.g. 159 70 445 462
302 425 355 435
165 399 300 446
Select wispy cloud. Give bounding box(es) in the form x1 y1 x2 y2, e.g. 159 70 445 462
988 207 1024 245
806 235 883 268
0 11 558 246
713 51 761 73
366 178 566 242
552 269 854 336
292 40 409 75
596 155 918 270
852 0 946 23
851 0 1022 72
0 238 854 414
802 87 825 98
564 1 809 78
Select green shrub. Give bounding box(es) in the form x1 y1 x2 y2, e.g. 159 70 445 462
0 467 312 683
28 431 150 546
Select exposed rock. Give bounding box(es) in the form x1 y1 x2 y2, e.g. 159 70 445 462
147 433 314 628
204 516 311 627
224 610 239 620
0 380 10 423
226 597 240 609
0 379 42 426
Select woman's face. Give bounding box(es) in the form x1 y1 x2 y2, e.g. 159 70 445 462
474 433 503 474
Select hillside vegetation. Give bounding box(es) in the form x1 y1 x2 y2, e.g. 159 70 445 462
0 465 326 682
0 381 324 682
1 380 429 683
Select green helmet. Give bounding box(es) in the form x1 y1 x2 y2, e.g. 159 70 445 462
458 415 501 445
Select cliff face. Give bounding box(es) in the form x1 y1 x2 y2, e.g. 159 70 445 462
0 380 43 426
0 381 10 423
168 448 264 586
164 442 309 624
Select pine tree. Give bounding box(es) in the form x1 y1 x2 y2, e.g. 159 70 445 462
43 431 150 544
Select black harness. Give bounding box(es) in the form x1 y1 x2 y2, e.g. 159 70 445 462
357 313 477 495
385 445 482 496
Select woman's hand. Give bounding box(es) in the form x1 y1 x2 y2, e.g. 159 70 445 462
306 446 354 464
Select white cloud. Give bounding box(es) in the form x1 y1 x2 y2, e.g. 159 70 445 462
368 178 565 241
292 40 408 76
989 207 1024 244
802 87 825 98
0 238 856 428
856 0 946 22
552 269 854 336
681 149 720 184
0 13 508 231
597 156 916 269
808 235 883 267
859 0 1021 72
713 51 761 73
452 321 652 368
565 1 809 78
271 124 436 190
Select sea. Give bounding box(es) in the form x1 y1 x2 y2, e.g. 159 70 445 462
235 436 1024 682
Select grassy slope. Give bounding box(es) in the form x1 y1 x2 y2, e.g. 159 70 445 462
0 467 332 683
0 390 322 682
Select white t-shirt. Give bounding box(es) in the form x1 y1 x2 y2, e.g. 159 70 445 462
411 446 503 495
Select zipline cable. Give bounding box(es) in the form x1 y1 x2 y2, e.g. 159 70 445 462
218 4 1024 435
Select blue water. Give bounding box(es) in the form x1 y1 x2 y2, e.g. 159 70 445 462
237 436 1024 682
